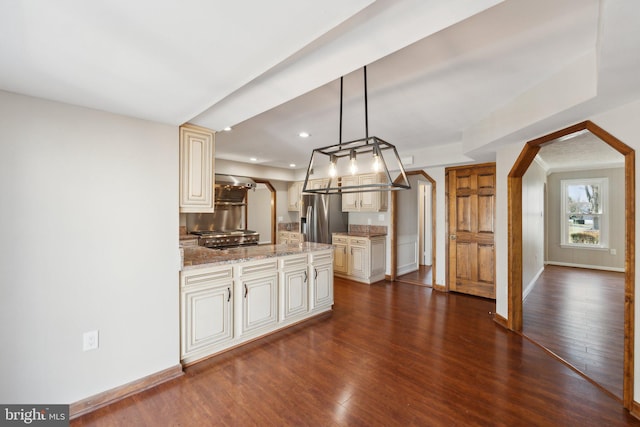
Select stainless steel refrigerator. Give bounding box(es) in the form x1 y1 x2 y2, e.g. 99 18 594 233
300 193 348 244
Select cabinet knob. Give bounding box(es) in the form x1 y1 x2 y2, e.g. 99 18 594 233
227 287 231 302
244 284 248 298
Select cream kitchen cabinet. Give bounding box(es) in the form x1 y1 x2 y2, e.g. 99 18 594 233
288 179 331 212
287 181 303 211
278 231 304 244
180 246 334 365
304 178 330 192
180 266 234 362
236 260 279 336
279 254 309 321
341 173 388 212
331 235 349 275
332 234 386 284
310 250 334 309
179 124 215 213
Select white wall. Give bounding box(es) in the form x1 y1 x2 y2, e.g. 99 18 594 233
247 183 273 244
395 175 421 275
0 91 179 404
522 159 546 297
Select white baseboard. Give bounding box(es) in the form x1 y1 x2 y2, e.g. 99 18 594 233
523 266 545 301
545 261 624 273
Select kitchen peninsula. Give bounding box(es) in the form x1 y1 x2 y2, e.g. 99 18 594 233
180 242 334 365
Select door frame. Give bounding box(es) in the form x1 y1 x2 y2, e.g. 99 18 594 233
418 180 432 267
390 170 436 285
506 120 635 409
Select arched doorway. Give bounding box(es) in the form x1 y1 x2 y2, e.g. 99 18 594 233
507 120 635 408
390 170 437 286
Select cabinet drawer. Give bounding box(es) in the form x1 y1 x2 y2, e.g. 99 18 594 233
238 260 278 277
182 267 233 288
180 238 199 247
280 254 308 270
310 250 332 264
332 236 348 244
350 238 368 246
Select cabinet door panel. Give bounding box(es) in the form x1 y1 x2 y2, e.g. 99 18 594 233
242 273 278 333
312 263 334 309
281 268 308 320
358 174 377 211
179 125 215 213
350 245 368 277
182 283 233 356
333 244 348 274
341 176 359 211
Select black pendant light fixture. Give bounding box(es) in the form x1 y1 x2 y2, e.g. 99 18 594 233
302 66 410 194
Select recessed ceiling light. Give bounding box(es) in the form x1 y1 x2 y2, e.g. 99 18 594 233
223 126 232 131
299 132 310 138
289 163 296 168
250 157 257 162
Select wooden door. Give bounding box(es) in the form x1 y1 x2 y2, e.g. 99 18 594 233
447 164 496 299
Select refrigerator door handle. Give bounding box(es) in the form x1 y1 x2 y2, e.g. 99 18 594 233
306 205 313 241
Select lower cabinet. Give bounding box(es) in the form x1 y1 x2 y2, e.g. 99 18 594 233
180 266 234 361
332 234 386 284
180 249 333 365
310 250 334 309
279 254 309 321
277 231 304 244
332 235 348 275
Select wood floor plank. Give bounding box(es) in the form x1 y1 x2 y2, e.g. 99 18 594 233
523 265 625 400
71 276 638 426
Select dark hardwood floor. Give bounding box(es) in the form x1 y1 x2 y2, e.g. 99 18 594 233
72 276 638 426
523 265 625 400
396 265 432 287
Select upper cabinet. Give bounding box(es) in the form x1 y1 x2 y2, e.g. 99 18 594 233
287 181 303 212
287 179 330 212
341 173 388 212
179 124 215 213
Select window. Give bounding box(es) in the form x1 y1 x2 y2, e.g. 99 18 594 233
561 178 608 248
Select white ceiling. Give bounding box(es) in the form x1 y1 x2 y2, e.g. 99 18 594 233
1 0 639 172
536 130 625 173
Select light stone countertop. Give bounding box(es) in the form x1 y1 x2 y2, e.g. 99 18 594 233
182 242 333 271
332 232 387 238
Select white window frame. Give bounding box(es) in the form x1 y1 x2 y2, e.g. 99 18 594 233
560 177 608 249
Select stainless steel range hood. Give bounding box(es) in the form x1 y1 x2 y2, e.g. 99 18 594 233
214 174 256 205
215 174 256 189
187 174 257 233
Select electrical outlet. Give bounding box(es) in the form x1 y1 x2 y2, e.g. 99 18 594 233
610 248 617 255
83 330 99 351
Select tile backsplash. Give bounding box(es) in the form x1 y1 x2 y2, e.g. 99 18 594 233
349 224 387 235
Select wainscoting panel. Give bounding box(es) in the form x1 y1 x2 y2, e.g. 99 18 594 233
397 234 418 276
